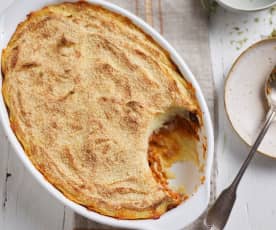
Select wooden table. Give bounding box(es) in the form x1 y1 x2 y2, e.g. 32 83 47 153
0 1 275 229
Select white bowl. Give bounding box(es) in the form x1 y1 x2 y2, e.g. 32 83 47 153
217 0 276 12
0 1 214 229
225 38 276 158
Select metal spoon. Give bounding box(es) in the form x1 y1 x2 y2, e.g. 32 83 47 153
204 65 276 230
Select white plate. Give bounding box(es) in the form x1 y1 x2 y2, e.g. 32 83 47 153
0 1 214 229
217 0 276 12
225 38 276 158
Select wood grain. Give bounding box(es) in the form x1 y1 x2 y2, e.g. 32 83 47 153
210 5 276 230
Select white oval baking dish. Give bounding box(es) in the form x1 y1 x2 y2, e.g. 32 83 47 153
0 1 214 229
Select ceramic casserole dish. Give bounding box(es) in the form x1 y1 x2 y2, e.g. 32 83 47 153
0 0 214 229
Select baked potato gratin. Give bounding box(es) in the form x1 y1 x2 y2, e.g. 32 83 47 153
1 1 204 219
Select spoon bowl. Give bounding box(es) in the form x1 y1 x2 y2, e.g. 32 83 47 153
266 66 276 108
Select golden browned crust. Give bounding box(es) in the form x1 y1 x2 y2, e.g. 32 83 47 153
1 1 201 219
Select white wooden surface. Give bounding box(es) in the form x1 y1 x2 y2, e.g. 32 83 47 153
210 4 276 230
0 1 276 230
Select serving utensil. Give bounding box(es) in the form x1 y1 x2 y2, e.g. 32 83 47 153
204 65 276 229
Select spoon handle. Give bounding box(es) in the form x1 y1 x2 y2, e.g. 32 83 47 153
205 108 276 230
231 108 276 189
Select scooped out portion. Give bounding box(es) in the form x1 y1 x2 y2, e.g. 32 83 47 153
148 113 201 208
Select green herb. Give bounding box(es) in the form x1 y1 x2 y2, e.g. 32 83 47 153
230 38 248 50
270 29 276 38
209 1 218 14
270 6 276 15
201 0 218 14
233 27 240 31
254 17 259 23
237 38 248 46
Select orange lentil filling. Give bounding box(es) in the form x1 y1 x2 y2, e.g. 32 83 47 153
148 115 199 205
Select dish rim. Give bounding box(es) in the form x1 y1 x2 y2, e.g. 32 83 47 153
217 0 276 12
0 0 214 229
224 37 276 159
